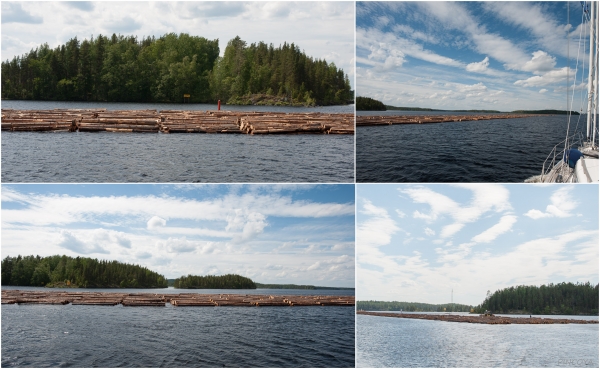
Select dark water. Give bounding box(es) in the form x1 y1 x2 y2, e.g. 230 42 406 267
356 112 590 182
2 304 354 368
1 101 354 183
357 314 599 368
1 287 355 368
2 132 354 183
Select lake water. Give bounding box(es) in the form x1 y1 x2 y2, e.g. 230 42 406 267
356 314 599 368
356 112 591 182
1 101 354 183
1 287 355 368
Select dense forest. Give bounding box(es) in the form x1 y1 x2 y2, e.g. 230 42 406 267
1 33 352 106
173 274 256 289
356 96 386 111
474 282 599 315
357 300 473 312
1 255 168 288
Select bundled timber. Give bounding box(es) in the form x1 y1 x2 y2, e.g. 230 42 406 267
356 311 599 324
356 114 540 127
1 109 353 134
1 290 354 307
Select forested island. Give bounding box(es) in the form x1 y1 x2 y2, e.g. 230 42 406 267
1 33 353 107
173 274 256 289
357 300 473 312
1 255 168 288
473 282 598 315
358 282 599 316
356 96 386 111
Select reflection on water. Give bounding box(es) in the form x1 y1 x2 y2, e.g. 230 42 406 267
357 314 599 367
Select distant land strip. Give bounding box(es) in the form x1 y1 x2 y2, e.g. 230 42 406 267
356 311 598 324
357 114 539 126
1 290 355 307
255 283 355 290
356 96 579 115
356 300 472 312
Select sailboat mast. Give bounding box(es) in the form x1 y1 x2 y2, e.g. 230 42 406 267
586 1 596 141
594 1 599 147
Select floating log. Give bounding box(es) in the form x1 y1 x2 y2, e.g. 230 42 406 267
1 109 353 134
1 290 354 307
356 114 540 127
356 311 599 324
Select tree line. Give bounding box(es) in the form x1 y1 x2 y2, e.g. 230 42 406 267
356 300 473 312
356 96 386 111
1 33 352 106
173 274 256 289
474 282 598 315
1 255 168 288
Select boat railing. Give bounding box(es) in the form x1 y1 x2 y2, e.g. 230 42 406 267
541 132 584 179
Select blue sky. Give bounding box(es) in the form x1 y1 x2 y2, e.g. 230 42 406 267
1 184 355 287
1 1 354 87
357 184 599 305
357 1 594 111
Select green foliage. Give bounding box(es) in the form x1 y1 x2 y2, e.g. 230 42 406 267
174 274 256 289
2 34 352 106
1 255 168 288
1 33 219 103
357 300 473 312
356 96 386 111
474 282 599 315
210 36 352 106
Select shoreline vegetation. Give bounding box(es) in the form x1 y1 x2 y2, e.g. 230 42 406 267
356 300 473 312
2 255 347 290
357 282 599 316
1 33 353 107
357 96 579 115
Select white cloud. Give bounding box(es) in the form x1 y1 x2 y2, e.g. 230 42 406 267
58 230 109 255
424 227 435 237
471 215 517 243
525 187 578 219
466 57 489 72
515 67 570 87
147 216 167 230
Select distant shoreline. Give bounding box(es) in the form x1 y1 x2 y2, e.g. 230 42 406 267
357 311 599 324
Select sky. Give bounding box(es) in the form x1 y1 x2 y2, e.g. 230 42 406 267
357 184 599 306
1 184 355 287
1 1 355 87
357 1 594 111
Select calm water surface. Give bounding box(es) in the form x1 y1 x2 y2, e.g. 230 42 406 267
357 314 599 368
357 111 591 182
1 287 355 368
1 101 354 183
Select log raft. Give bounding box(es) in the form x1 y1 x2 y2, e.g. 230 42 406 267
1 290 354 307
1 109 354 134
356 114 539 126
356 311 599 324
